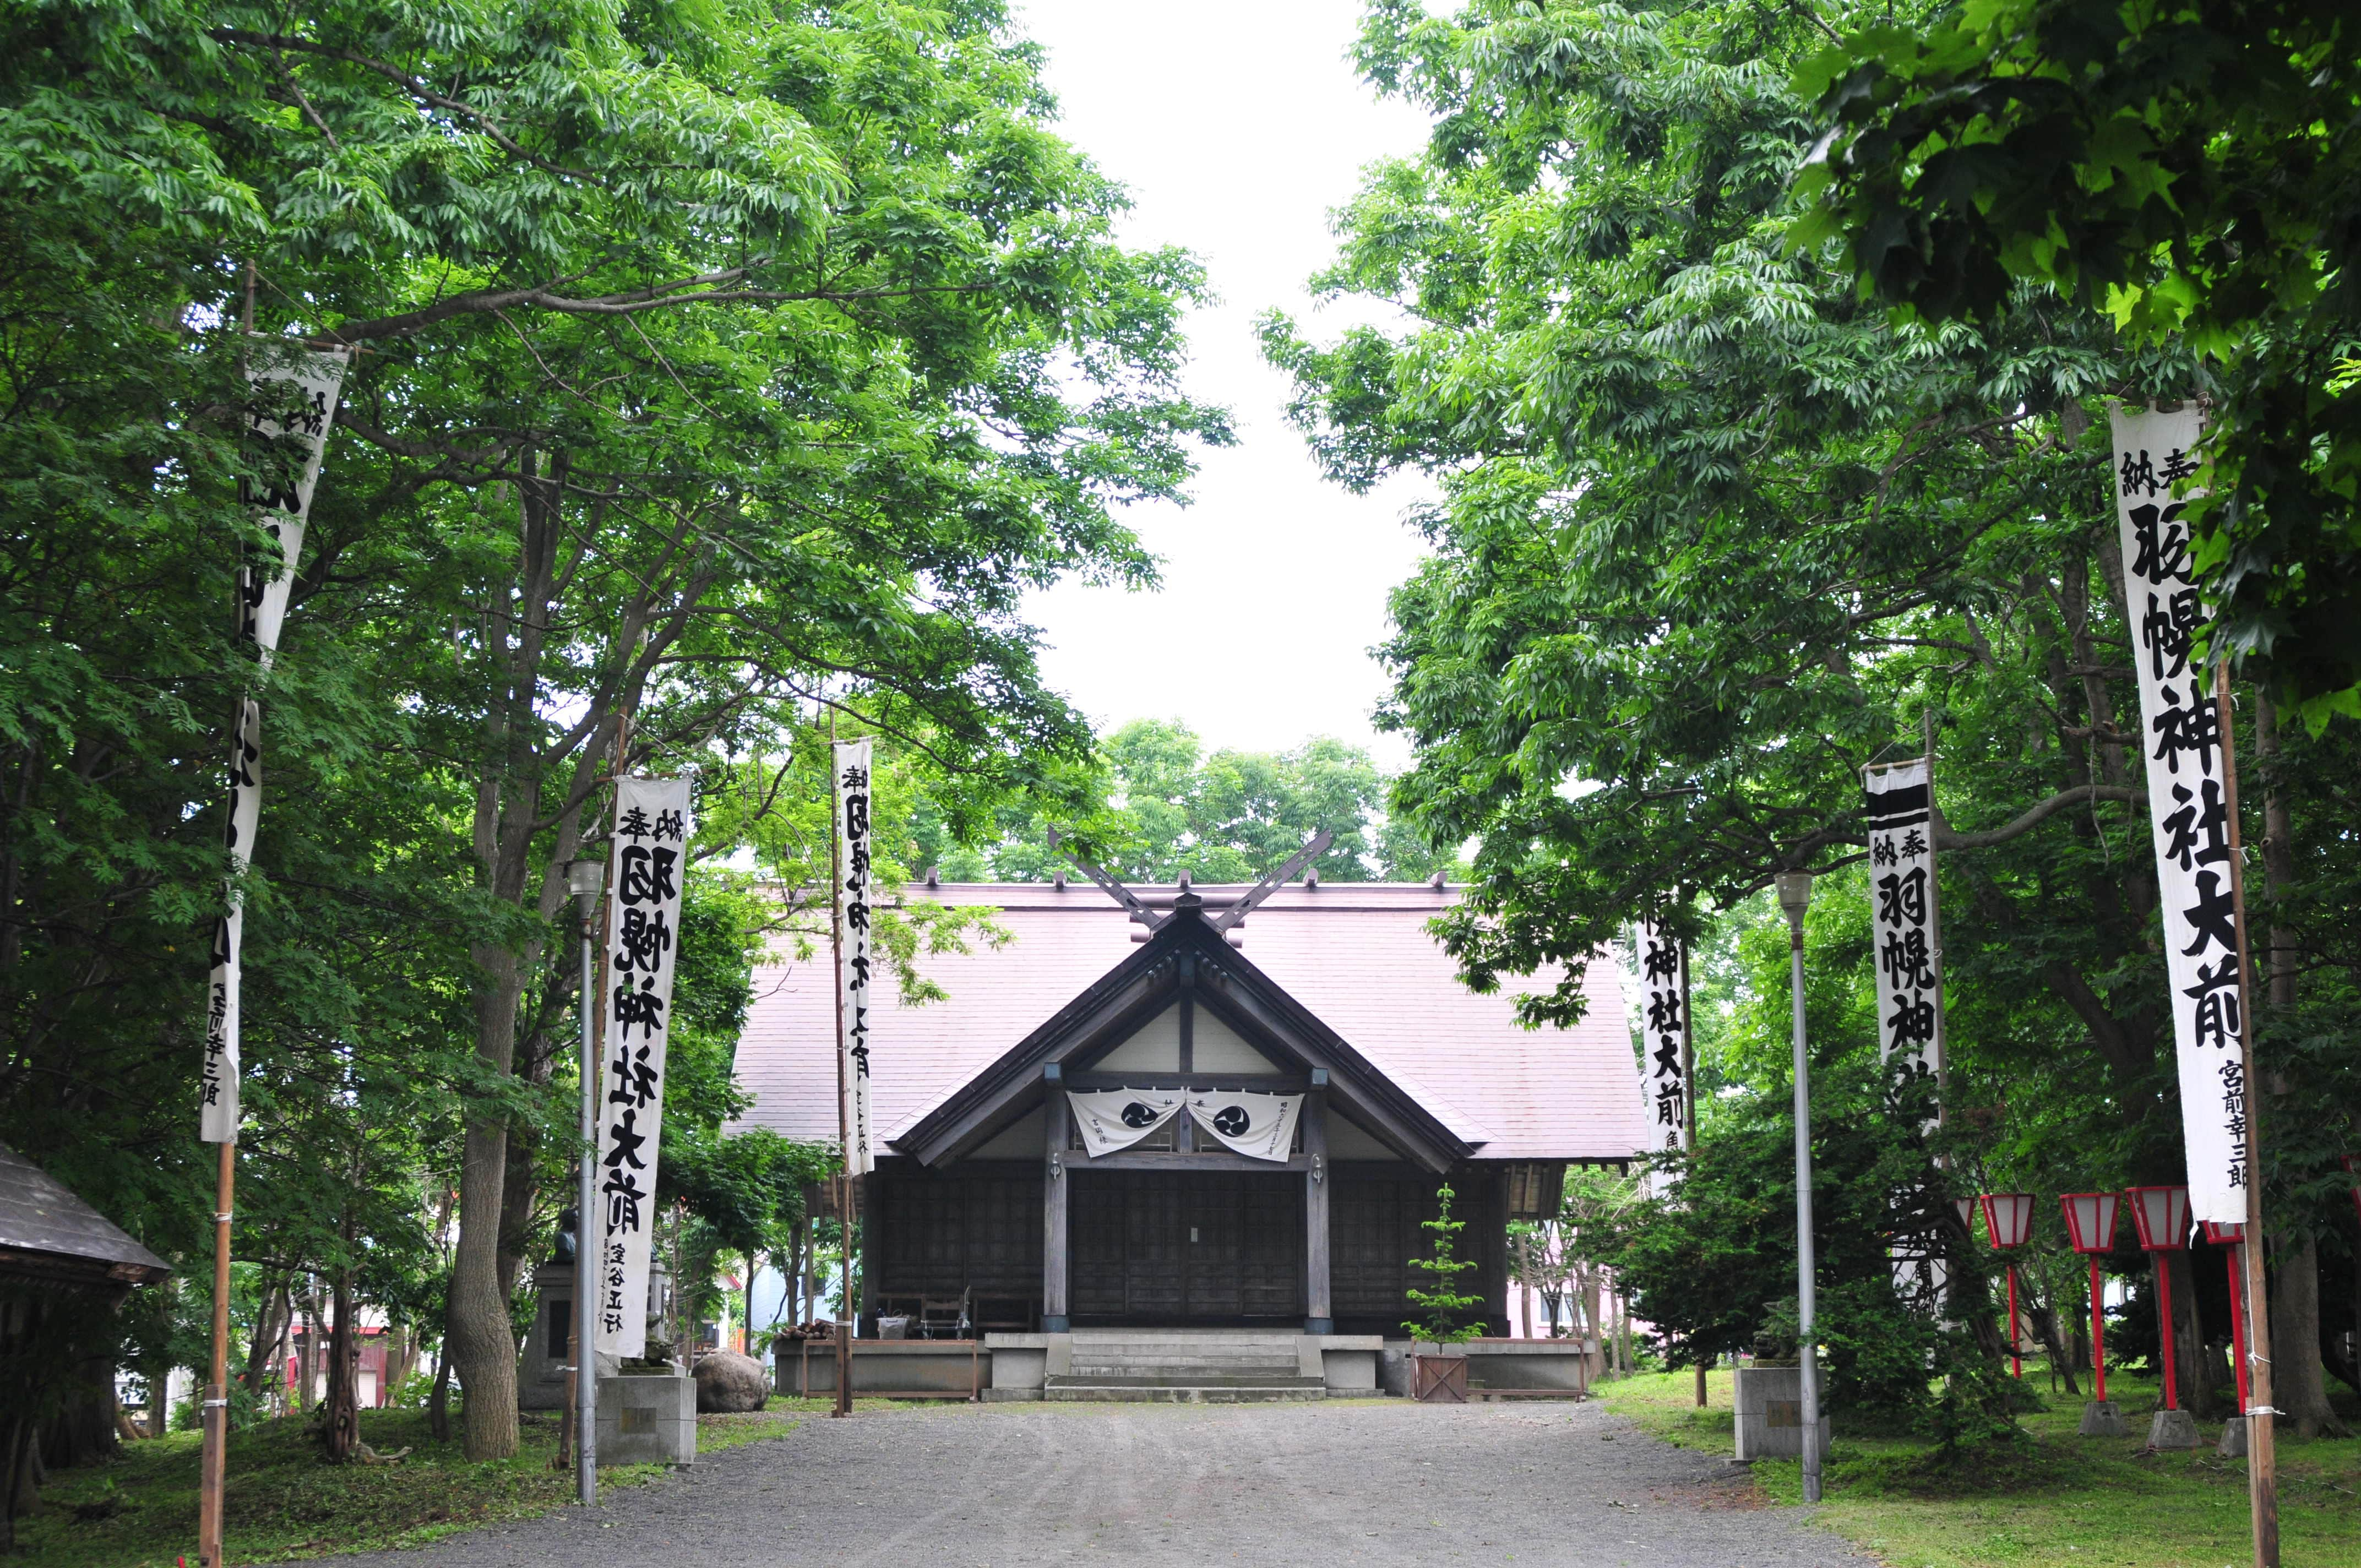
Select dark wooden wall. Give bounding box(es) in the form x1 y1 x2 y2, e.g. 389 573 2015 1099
868 1158 1508 1335
1331 1165 1507 1337
870 1161 1042 1306
1072 1172 1302 1323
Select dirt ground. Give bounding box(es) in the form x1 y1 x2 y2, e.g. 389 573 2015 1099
322 1397 1876 1567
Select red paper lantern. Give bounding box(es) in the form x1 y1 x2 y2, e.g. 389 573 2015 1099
2061 1192 2119 1255
1981 1193 2035 1250
1980 1194 2036 1376
2125 1185 2190 1411
2128 1185 2190 1252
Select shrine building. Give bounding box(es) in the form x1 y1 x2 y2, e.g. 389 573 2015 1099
735 870 1646 1357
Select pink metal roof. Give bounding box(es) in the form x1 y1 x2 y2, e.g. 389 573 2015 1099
732 883 1647 1163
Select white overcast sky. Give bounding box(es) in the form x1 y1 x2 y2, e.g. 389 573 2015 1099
1013 0 1437 770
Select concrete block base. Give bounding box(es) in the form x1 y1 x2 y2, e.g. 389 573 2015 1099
2077 1400 2126 1437
1733 1364 1830 1461
2147 1407 2200 1450
596 1370 695 1467
2218 1415 2249 1457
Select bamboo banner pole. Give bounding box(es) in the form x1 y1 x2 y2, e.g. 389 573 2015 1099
827 713 852 1418
198 1141 233 1567
2216 660 2278 1567
197 260 260 1568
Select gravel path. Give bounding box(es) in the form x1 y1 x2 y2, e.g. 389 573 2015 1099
333 1400 1876 1567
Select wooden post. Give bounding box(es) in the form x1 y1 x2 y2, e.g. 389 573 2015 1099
1043 1065 1069 1332
2217 661 2278 1568
1304 1070 1331 1333
826 711 852 1419
1174 985 1195 1152
198 1140 233 1568
834 1175 852 1419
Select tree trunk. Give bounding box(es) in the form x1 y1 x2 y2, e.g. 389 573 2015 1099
296 1281 318 1411
2166 1249 2222 1418
0 1416 30 1548
2250 692 2347 1434
443 451 609 1461
320 1262 358 1462
2270 1232 2351 1436
239 1273 285 1395
427 1332 452 1444
448 1085 520 1456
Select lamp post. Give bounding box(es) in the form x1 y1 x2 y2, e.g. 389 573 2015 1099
566 856 603 1506
1774 869 1821 1505
1979 1194 2034 1378
2061 1192 2123 1434
2128 1184 2197 1449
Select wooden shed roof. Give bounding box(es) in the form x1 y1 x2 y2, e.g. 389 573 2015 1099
0 1141 171 1289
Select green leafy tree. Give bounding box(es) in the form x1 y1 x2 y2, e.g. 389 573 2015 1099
1267 0 2358 1428
1 0 1230 1466
1792 0 2361 725
959 719 1465 883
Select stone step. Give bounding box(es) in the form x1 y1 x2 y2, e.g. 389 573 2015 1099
1042 1380 1326 1404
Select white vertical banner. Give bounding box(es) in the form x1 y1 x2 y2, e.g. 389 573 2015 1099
834 740 875 1177
2109 403 2246 1225
200 345 349 1143
1865 758 1941 1081
1635 920 1689 1152
594 775 693 1357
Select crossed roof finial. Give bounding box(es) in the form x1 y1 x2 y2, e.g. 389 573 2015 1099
1046 829 1333 933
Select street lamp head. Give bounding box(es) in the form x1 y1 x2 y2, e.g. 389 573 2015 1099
1774 869 1814 934
566 857 603 919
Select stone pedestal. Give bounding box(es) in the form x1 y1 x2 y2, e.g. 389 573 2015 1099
2147 1407 2200 1450
2077 1399 2126 1436
2218 1415 2249 1457
596 1368 695 1467
1733 1364 1830 1461
517 1263 575 1412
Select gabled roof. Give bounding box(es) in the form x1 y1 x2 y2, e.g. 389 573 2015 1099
896 902 1472 1171
733 881 1647 1166
0 1142 171 1289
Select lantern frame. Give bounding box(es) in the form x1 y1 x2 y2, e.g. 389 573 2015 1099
2125 1185 2190 1412
1979 1193 2035 1250
2060 1194 2119 1406
2060 1192 2119 1255
2201 1218 2251 1412
2126 1184 2190 1253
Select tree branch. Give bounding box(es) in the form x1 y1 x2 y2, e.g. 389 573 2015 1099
210 30 601 183
1936 784 2143 851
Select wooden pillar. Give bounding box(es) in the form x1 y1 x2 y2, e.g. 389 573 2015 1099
1174 962 1196 1152
1043 1065 1070 1332
1305 1069 1331 1333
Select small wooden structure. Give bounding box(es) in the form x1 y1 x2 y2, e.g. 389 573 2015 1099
1 1141 171 1540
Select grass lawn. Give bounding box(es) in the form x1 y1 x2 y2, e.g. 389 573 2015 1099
1597 1365 2361 1568
16 1395 848 1568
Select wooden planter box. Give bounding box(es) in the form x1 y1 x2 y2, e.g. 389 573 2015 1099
1411 1353 1467 1403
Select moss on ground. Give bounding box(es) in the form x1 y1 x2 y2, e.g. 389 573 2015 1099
1598 1365 2361 1567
